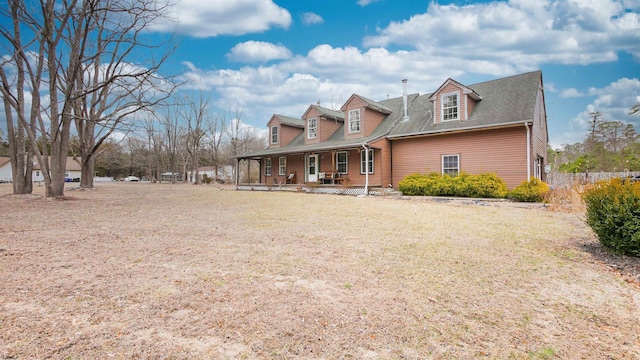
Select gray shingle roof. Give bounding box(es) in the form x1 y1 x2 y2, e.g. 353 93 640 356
275 114 305 128
389 70 542 137
239 70 542 158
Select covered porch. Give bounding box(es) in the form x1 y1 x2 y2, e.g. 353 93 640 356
234 145 383 194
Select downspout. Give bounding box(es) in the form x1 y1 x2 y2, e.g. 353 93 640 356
362 144 369 195
525 123 531 181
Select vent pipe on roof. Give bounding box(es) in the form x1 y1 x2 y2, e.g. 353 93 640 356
402 79 409 122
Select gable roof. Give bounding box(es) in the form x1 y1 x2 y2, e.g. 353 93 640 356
304 105 345 121
388 70 542 138
427 78 482 101
341 94 393 114
238 70 543 157
271 114 305 128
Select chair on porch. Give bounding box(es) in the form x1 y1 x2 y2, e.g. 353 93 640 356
318 172 326 184
286 171 296 184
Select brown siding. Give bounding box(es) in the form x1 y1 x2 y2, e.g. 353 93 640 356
266 118 281 149
371 138 392 187
343 97 366 140
532 81 548 180
434 83 467 124
363 109 386 137
267 117 303 148
262 155 304 185
303 108 342 145
391 127 529 190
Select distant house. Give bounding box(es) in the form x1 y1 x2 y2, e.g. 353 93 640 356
0 156 82 183
235 71 548 192
186 165 235 184
0 157 11 183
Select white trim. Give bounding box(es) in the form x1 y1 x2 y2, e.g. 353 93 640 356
360 148 374 174
270 126 279 144
278 157 286 176
348 109 361 133
442 154 459 176
265 158 272 176
440 91 459 122
307 117 317 139
336 151 348 174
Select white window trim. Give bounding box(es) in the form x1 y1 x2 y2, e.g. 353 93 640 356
265 158 272 176
348 109 361 133
307 117 317 139
440 91 460 122
360 149 374 174
278 157 286 176
271 126 278 144
442 154 459 176
336 151 348 174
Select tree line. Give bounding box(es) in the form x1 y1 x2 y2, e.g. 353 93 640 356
0 0 269 196
550 107 640 174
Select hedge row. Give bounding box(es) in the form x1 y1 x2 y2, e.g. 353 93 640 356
582 179 640 256
398 172 549 202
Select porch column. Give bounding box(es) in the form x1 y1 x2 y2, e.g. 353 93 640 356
234 158 239 188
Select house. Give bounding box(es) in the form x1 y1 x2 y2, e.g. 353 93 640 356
0 156 82 183
235 71 548 193
0 157 11 183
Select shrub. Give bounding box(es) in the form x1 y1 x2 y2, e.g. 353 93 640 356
398 172 508 198
508 178 549 202
582 179 640 256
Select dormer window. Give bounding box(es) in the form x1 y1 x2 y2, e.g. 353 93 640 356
349 109 360 133
441 92 459 121
270 126 278 144
307 117 317 139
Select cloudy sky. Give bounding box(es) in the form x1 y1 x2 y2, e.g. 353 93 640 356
3 0 640 149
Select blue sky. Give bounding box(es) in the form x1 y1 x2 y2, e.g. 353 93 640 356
2 0 640 149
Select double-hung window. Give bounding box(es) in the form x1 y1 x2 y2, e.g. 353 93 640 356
265 158 272 176
442 154 459 176
360 149 374 174
336 151 348 174
441 92 459 121
271 126 279 144
278 157 286 176
307 118 317 139
349 109 360 133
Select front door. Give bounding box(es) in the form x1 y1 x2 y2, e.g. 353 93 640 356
308 154 319 183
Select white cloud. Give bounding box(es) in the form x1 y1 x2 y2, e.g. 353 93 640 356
301 12 323 25
565 77 640 144
363 0 640 67
227 41 292 63
560 88 585 98
357 0 382 6
149 0 291 37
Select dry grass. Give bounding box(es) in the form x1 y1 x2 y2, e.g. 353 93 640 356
0 182 639 359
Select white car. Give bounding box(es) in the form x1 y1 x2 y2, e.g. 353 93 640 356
124 176 139 182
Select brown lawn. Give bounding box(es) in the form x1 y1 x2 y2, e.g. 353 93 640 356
0 182 639 359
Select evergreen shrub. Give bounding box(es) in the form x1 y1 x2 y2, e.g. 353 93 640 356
582 179 640 256
398 172 508 198
507 178 549 202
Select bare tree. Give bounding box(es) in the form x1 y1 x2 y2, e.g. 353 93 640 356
71 0 176 189
0 0 175 197
631 103 640 116
183 93 208 184
205 112 228 182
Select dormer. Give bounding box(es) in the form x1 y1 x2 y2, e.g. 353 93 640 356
302 105 344 144
340 94 392 139
428 78 482 124
267 114 304 148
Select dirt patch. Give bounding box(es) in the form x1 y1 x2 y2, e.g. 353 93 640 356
0 183 638 359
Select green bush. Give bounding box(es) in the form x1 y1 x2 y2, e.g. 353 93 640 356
507 178 549 202
398 172 508 198
582 179 640 256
